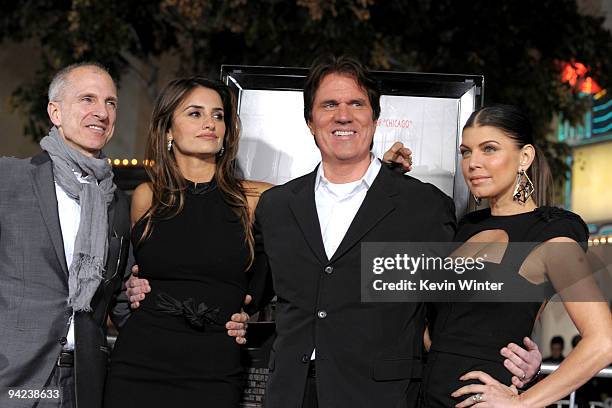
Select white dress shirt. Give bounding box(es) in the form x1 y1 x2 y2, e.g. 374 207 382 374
55 173 91 351
310 156 382 359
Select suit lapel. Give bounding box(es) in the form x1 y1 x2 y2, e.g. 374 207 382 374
103 193 122 281
289 169 328 265
329 165 398 263
30 152 69 276
107 194 117 241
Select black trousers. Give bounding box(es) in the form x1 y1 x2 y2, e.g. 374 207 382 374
36 365 75 408
301 361 318 408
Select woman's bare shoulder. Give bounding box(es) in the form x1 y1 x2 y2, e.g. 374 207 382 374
131 182 154 224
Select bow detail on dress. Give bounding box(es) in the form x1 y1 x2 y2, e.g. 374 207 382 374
156 292 222 328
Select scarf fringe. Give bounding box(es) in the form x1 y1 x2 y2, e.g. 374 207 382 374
68 254 105 312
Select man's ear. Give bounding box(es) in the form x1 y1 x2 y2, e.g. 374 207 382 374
307 121 314 136
47 102 62 127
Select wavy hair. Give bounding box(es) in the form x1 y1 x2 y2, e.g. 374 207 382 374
138 77 254 267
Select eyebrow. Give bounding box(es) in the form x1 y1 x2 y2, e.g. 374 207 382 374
182 105 224 112
460 139 501 148
76 92 94 98
319 98 367 105
76 92 118 102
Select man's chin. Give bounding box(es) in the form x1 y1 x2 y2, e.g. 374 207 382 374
327 154 371 165
341 148 371 159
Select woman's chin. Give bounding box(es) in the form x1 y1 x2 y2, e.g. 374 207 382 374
470 190 495 201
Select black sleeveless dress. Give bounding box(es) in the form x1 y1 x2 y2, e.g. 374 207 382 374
104 179 250 407
421 207 588 408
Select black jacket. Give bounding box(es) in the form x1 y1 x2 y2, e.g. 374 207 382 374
254 164 456 408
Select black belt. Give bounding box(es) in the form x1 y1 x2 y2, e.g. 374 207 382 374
308 360 316 378
57 351 74 367
156 292 222 329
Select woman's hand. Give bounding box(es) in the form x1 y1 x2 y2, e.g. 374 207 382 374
452 371 527 408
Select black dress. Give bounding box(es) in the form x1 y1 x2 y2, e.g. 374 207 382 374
104 179 251 407
421 207 588 408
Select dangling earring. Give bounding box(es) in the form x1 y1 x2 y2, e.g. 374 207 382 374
217 146 225 157
167 138 173 152
513 168 535 204
472 194 482 206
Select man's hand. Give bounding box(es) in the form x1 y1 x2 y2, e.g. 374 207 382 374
126 264 150 309
500 337 542 388
226 294 251 345
382 142 413 172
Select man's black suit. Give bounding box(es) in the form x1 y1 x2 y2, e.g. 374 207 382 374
254 163 456 408
0 152 131 408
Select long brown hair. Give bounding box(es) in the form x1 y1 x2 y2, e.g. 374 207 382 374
464 104 553 206
138 77 254 267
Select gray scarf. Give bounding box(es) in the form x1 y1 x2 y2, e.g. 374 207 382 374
40 127 116 312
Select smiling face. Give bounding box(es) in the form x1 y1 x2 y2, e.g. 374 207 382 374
460 125 534 202
167 86 226 158
47 66 118 157
307 73 376 167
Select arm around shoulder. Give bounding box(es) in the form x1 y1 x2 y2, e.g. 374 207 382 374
242 180 274 196
242 180 274 216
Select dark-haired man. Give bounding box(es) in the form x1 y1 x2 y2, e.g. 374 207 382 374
247 55 456 408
